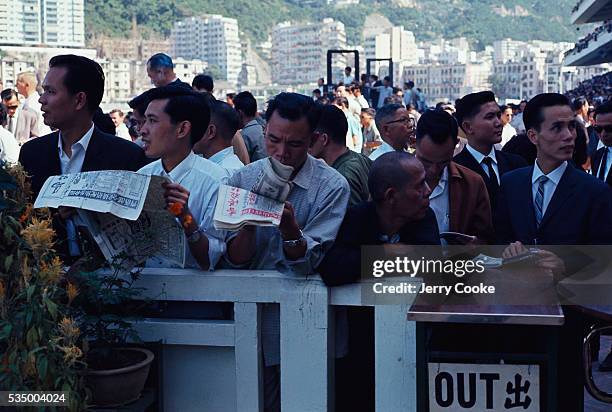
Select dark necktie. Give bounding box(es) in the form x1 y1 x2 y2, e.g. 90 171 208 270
598 148 609 181
482 156 499 191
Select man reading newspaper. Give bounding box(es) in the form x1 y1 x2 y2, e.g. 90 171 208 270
223 93 350 410
136 85 228 270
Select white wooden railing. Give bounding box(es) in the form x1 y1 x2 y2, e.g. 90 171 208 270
130 269 419 412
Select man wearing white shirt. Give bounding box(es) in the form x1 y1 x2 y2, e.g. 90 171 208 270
369 103 416 160
16 71 52 136
591 100 612 187
137 85 227 270
343 66 354 85
0 103 20 163
109 109 132 140
499 104 517 147
372 76 393 109
193 100 244 176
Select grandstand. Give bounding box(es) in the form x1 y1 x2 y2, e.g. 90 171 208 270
564 0 612 65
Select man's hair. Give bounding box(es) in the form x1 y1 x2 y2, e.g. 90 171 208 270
265 92 321 132
109 109 124 117
500 104 510 112
17 71 37 87
375 103 403 130
234 91 257 117
312 89 322 95
49 54 105 113
0 89 18 101
146 85 211 146
345 66 352 72
128 89 153 116
210 100 241 142
361 107 376 117
455 91 496 127
406 81 415 88
0 103 7 126
383 76 391 82
315 105 348 146
371 75 379 81
368 152 417 203
192 74 214 92
416 109 458 144
572 97 587 112
595 100 612 118
523 93 571 132
93 107 116 135
226 92 236 100
147 53 174 70
384 95 403 106
333 96 349 109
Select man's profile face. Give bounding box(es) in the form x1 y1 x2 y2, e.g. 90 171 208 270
2 96 19 117
416 135 455 187
335 86 347 98
382 108 415 150
140 98 178 159
40 66 79 130
345 68 351 76
264 110 311 170
393 161 431 222
109 112 123 128
529 105 576 165
360 112 372 128
501 108 513 126
465 101 502 145
146 64 166 87
16 76 27 96
595 112 612 147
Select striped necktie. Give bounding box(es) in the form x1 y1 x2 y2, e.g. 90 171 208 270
534 175 549 227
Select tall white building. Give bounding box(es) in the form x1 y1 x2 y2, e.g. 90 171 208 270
365 26 418 82
171 15 242 85
271 18 347 85
0 0 84 47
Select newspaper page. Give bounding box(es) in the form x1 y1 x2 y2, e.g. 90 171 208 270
213 185 284 230
250 157 294 202
34 170 185 268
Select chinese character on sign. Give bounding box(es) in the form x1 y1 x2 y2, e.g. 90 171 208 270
504 373 531 409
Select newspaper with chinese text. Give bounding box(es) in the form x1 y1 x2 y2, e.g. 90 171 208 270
213 185 284 230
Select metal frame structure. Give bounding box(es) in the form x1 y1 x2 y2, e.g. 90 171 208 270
326 49 359 93
366 58 393 86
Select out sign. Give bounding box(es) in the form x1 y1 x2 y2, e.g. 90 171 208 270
428 363 540 411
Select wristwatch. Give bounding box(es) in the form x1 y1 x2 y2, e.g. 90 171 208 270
186 228 203 244
282 229 306 247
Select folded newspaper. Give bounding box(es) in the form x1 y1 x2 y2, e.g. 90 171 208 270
213 185 285 230
34 170 186 269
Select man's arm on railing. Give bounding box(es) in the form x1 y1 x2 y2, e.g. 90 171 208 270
226 226 256 265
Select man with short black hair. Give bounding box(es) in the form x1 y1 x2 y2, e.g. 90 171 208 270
19 54 148 260
499 104 517 147
109 109 131 140
415 109 493 243
137 85 227 270
193 100 244 175
343 66 354 85
453 91 527 209
372 76 393 108
192 74 214 93
360 107 381 156
234 91 266 162
590 100 612 187
369 103 415 160
310 105 371 206
0 102 20 163
1 88 39 144
333 96 363 153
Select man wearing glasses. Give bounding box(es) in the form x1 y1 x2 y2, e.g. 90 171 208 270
0 88 39 144
591 100 612 187
368 103 416 161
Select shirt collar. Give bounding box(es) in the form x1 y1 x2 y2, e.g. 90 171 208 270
532 160 567 185
164 151 198 183
430 166 449 199
466 143 497 165
291 154 316 190
244 119 259 128
58 123 95 155
209 146 234 164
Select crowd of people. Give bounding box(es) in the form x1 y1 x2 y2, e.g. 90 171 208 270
566 71 612 105
564 20 612 57
1 52 612 411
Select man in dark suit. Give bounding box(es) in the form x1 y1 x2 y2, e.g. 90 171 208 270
591 100 612 188
494 93 612 411
146 53 191 89
415 108 493 244
19 54 148 260
453 91 527 210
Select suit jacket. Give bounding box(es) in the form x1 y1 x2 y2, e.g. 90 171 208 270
494 165 612 245
317 201 440 286
19 127 149 198
502 133 537 166
453 146 527 210
448 162 494 243
12 107 39 144
591 146 612 187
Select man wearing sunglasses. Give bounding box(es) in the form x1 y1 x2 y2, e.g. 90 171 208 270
0 88 39 144
591 100 612 187
368 103 416 160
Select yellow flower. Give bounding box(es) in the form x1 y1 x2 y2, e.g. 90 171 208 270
21 218 55 256
66 282 79 304
19 204 32 224
39 256 64 284
60 345 83 363
59 317 81 340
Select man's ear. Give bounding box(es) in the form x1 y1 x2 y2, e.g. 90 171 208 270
526 128 538 146
176 120 192 141
74 91 87 112
461 120 473 136
382 187 397 204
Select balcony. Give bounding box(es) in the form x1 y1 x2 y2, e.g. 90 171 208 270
564 22 612 65
125 268 419 411
571 0 612 24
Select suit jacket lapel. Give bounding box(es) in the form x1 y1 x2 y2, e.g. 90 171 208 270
448 162 462 231
495 150 509 176
47 132 62 176
81 128 105 172
459 148 489 183
592 148 603 178
516 166 538 239
539 166 577 228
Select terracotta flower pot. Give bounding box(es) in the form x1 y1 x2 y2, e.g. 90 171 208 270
86 347 154 407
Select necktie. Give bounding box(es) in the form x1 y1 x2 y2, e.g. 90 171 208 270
7 116 14 134
534 175 549 227
482 157 499 191
598 148 609 181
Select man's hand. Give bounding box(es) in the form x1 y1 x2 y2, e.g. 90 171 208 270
58 206 76 220
163 182 195 232
279 201 301 240
534 249 565 277
502 241 528 259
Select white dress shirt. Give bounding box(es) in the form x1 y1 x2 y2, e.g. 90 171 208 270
500 123 517 147
58 123 95 256
0 126 20 163
375 86 393 108
137 151 228 270
466 144 500 184
429 166 450 234
208 146 244 177
115 123 131 141
369 140 395 160
595 146 612 181
531 160 568 218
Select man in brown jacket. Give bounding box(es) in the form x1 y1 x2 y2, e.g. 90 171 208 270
415 109 494 244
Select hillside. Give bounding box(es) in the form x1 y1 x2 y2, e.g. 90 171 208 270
85 0 581 48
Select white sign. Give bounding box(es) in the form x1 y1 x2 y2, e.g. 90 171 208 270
428 363 540 411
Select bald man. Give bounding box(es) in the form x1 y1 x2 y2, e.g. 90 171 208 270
16 71 51 135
